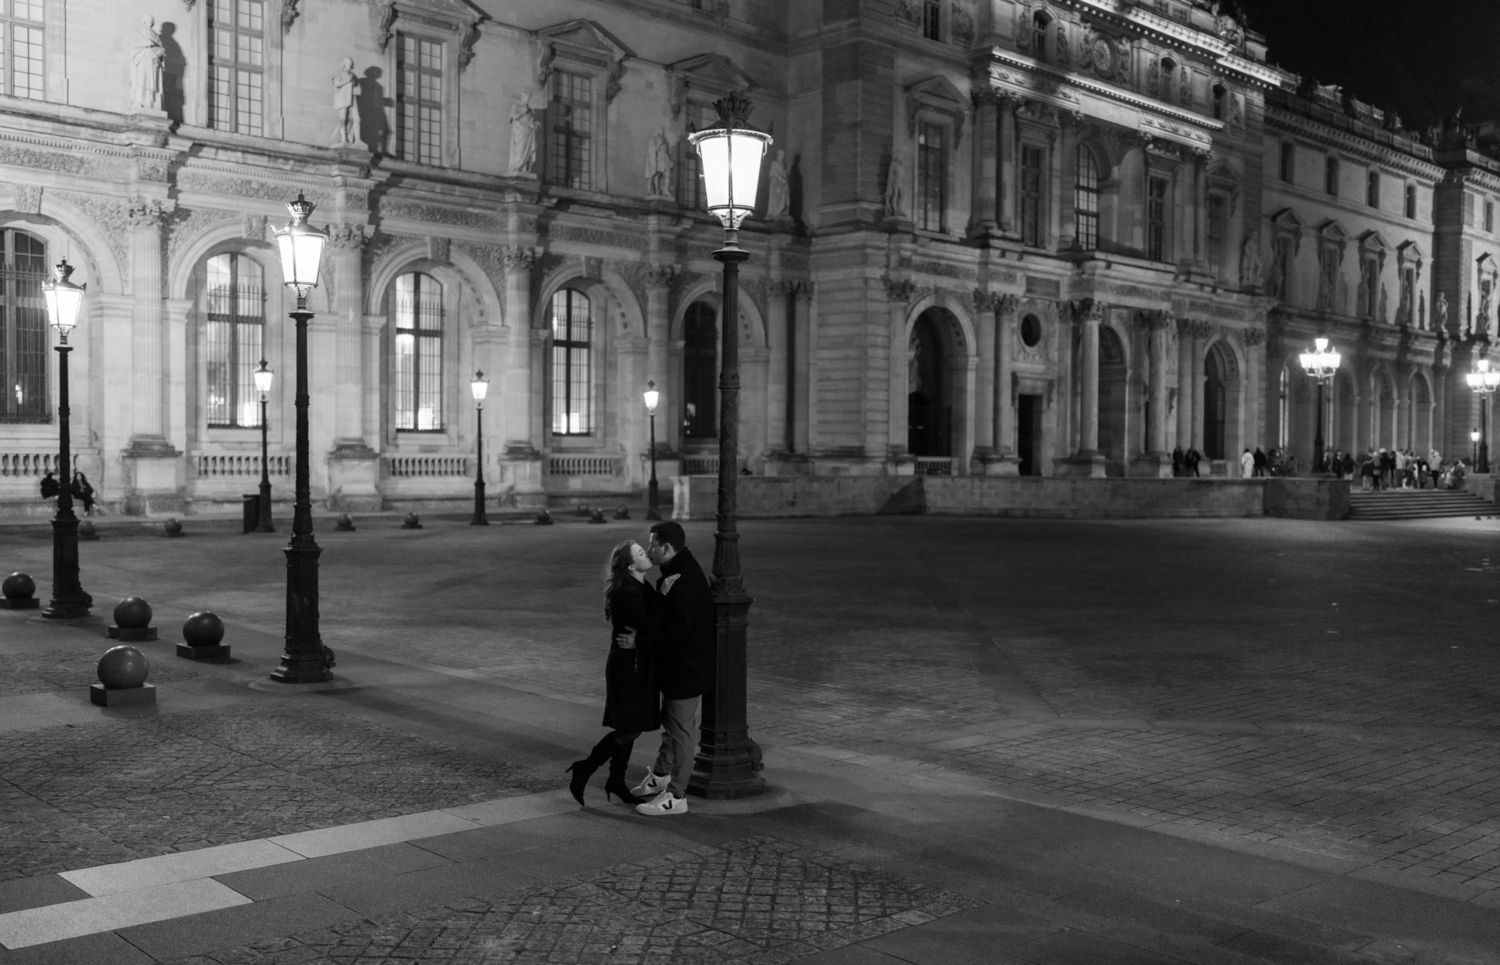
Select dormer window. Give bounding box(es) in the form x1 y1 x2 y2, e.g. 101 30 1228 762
1032 11 1052 62
1324 156 1339 197
1212 83 1227 120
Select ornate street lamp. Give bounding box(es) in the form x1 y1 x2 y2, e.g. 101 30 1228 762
471 371 489 526
1466 357 1499 473
254 360 275 532
1298 337 1341 475
271 192 331 683
40 260 91 619
644 381 661 521
685 90 771 799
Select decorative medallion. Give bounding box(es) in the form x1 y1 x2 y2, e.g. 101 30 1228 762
1091 37 1113 75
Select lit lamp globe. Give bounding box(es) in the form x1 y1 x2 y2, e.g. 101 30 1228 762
686 91 773 237
470 371 489 405
1472 428 1481 444
253 360 274 397
43 260 86 340
1297 337 1340 380
644 383 659 415
273 192 329 297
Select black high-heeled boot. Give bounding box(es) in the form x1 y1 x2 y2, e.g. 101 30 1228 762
604 763 644 805
565 737 615 806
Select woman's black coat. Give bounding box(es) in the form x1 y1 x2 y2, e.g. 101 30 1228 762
602 577 661 732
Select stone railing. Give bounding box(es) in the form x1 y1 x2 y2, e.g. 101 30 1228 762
916 457 954 476
387 455 469 477
0 452 57 478
681 454 720 476
196 454 290 477
547 454 623 476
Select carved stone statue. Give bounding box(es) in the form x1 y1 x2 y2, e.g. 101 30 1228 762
508 92 538 177
1379 282 1389 323
766 149 789 219
1481 286 1493 334
1238 232 1261 289
333 58 359 145
884 154 908 219
130 15 164 112
1437 290 1448 330
1420 291 1427 330
646 128 673 198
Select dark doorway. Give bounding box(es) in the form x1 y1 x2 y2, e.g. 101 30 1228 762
1205 349 1226 459
907 313 950 457
682 302 717 439
1098 326 1127 475
1018 394 1042 476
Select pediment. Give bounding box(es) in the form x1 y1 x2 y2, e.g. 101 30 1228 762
372 0 485 67
1357 229 1388 252
668 54 755 118
1269 208 1305 231
1397 240 1424 265
904 75 968 143
1315 219 1348 243
1206 159 1241 184
536 19 634 68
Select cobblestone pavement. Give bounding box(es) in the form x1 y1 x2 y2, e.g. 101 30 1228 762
166 837 977 965
13 515 1500 902
0 702 553 881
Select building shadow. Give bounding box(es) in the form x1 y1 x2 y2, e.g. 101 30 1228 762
359 67 388 156
160 21 185 126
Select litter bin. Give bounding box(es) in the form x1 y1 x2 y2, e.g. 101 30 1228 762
242 494 258 533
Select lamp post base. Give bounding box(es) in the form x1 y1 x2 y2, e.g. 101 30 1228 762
687 589 765 800
471 480 488 526
272 539 332 684
645 477 661 520
43 514 91 619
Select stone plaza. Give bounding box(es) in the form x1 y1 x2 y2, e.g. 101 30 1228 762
1 511 1499 963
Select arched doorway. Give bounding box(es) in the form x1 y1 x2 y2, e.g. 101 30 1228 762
1335 369 1357 456
1204 349 1227 460
682 301 717 440
1098 325 1127 475
907 312 949 459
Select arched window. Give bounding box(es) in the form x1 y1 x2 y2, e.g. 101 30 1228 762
1212 83 1227 120
1074 146 1100 251
204 253 265 428
551 288 592 435
1160 58 1177 104
0 228 48 424
1032 12 1051 62
682 302 717 439
394 271 443 431
1404 183 1417 219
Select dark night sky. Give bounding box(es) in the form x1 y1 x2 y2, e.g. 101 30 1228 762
1235 0 1500 130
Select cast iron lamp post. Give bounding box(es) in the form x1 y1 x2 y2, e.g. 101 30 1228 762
271 192 331 683
41 260 91 619
1473 427 1481 468
685 90 771 798
1298 337 1341 475
471 371 489 526
644 381 661 521
254 360 275 532
1466 357 1499 473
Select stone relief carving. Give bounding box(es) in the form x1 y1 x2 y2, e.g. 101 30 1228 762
373 0 397 51
380 200 502 232
52 192 128 277
951 4 974 44
581 256 602 279
428 236 450 263
330 222 365 250
883 276 919 303
550 224 639 249
502 246 538 270
127 198 167 229
1242 327 1266 347
0 144 102 179
454 243 507 311
165 207 238 266
283 0 300 32
178 172 330 206
13 184 41 215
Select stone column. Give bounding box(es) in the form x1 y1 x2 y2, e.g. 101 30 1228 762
1194 151 1211 270
1176 316 1194 450
1244 326 1266 451
1057 114 1080 251
885 277 915 472
765 278 792 455
643 263 681 482
1131 310 1174 477
792 282 814 455
325 223 380 510
122 197 181 514
1079 305 1101 454
500 246 544 505
971 291 998 468
970 90 999 239
1190 321 1209 449
995 294 1019 463
998 94 1019 238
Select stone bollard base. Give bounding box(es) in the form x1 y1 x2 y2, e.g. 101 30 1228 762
177 643 231 661
108 626 158 642
0 598 39 610
90 683 157 707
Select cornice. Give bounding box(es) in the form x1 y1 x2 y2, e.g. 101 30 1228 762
1265 111 1443 183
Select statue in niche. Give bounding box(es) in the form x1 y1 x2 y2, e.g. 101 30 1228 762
1379 282 1389 323
333 58 359 145
1238 232 1261 289
130 15 164 111
646 128 673 198
1419 291 1427 330
1436 290 1448 330
766 149 790 219
1481 285 1493 335
508 92 539 176
1399 278 1412 324
884 154 908 218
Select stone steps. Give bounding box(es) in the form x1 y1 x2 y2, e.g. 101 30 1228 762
1347 489 1496 519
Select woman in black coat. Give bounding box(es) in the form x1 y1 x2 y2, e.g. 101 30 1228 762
566 540 661 806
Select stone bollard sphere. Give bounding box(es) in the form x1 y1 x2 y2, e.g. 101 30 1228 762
163 518 183 536
97 645 149 689
535 509 553 525
575 503 590 516
113 597 153 629
2 572 35 600
78 519 96 538
336 514 354 531
182 611 225 647
403 512 420 528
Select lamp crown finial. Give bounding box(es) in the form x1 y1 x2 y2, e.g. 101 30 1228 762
714 90 754 128
52 259 74 284
285 191 315 224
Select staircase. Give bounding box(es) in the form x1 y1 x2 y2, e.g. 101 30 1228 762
1347 488 1496 520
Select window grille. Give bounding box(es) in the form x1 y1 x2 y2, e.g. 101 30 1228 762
395 34 442 165
0 228 47 424
204 254 265 428
0 0 43 100
208 0 264 136
548 71 593 189
551 289 591 435
1074 147 1100 251
394 272 443 431
916 122 945 232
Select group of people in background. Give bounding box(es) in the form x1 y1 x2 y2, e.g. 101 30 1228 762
38 470 95 514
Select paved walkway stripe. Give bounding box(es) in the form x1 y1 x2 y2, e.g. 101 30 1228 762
0 788 578 950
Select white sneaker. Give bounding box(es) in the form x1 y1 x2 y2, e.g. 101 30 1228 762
631 770 667 797
635 789 688 816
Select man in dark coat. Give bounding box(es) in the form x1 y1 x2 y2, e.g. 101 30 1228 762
629 520 714 816
38 471 58 500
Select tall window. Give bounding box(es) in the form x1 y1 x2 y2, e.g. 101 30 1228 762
1279 142 1294 183
682 302 717 439
1160 58 1177 105
1074 147 1100 251
1031 13 1050 61
1405 183 1417 219
680 100 712 210
1211 84 1227 120
1366 170 1380 208
1487 201 1495 233
922 0 941 39
394 272 443 431
1206 194 1225 276
0 0 43 100
548 71 593 189
0 229 47 424
208 0 264 136
1359 257 1378 319
1147 177 1168 261
1270 236 1292 300
1324 156 1339 196
1020 144 1043 248
395 34 442 165
551 289 591 435
916 122 946 232
204 253 264 428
